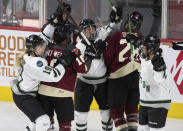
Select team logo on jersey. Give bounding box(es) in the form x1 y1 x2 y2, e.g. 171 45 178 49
37 61 43 67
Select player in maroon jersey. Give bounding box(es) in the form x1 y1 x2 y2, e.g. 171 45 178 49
38 23 88 131
37 4 89 131
103 11 143 131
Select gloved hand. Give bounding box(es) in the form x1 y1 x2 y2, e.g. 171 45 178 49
47 13 63 27
93 39 107 56
151 55 166 72
110 6 122 23
172 41 183 50
125 34 141 49
56 3 71 14
84 45 99 59
57 50 77 67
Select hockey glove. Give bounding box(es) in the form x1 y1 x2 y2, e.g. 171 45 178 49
151 55 166 72
84 45 99 60
125 34 141 49
48 13 63 27
57 50 77 67
172 41 183 50
110 6 122 23
94 39 107 56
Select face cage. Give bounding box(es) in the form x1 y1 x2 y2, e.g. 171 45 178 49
34 43 48 58
139 45 157 61
124 20 141 32
139 45 148 60
83 25 97 42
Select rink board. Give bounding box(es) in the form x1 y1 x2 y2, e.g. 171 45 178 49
0 86 183 119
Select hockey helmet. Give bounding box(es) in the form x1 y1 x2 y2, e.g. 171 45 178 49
124 11 143 32
56 2 71 14
26 35 47 57
79 18 97 41
139 35 161 60
53 23 72 44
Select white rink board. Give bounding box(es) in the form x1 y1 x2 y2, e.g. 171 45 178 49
0 29 40 87
161 45 183 103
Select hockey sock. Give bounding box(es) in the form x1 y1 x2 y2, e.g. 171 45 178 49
100 109 113 131
75 111 88 131
59 121 71 131
110 106 128 130
125 105 138 127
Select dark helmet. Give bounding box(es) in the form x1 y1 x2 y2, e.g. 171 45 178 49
26 35 45 49
26 35 47 57
79 18 96 30
124 11 143 32
140 35 161 60
79 18 97 41
143 35 160 52
56 2 71 14
53 23 72 44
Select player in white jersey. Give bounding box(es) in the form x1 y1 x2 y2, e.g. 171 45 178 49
138 35 171 131
11 34 76 131
74 7 122 131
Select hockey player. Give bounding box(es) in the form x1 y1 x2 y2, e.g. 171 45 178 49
37 20 88 131
138 35 171 131
74 7 121 131
11 34 75 131
103 11 143 131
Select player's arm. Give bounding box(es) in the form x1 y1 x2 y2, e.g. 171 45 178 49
172 41 183 50
73 53 88 74
151 54 167 83
96 6 122 42
26 58 65 82
162 41 183 50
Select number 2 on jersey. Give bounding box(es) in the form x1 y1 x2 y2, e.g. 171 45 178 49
118 39 131 62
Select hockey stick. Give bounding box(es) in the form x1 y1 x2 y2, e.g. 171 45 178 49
105 0 117 12
57 0 92 46
125 0 134 61
128 14 134 56
177 0 181 4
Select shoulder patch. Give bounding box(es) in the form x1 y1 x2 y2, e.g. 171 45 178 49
37 60 44 67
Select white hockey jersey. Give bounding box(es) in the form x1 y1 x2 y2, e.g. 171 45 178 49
11 54 65 96
139 58 171 109
76 40 107 84
75 23 118 84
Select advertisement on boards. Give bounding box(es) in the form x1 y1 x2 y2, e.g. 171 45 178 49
0 29 39 87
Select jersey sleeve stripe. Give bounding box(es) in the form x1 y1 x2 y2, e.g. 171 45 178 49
53 69 58 77
54 68 61 76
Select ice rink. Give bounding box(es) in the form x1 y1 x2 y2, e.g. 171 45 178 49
0 101 183 131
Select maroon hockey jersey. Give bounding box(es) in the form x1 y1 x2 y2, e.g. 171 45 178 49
41 44 87 93
104 31 141 79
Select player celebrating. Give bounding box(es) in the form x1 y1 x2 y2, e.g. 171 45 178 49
74 7 121 131
138 35 171 131
11 34 72 131
38 19 88 131
103 11 143 131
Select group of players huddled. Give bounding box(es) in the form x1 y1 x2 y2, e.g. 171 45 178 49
11 2 183 131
